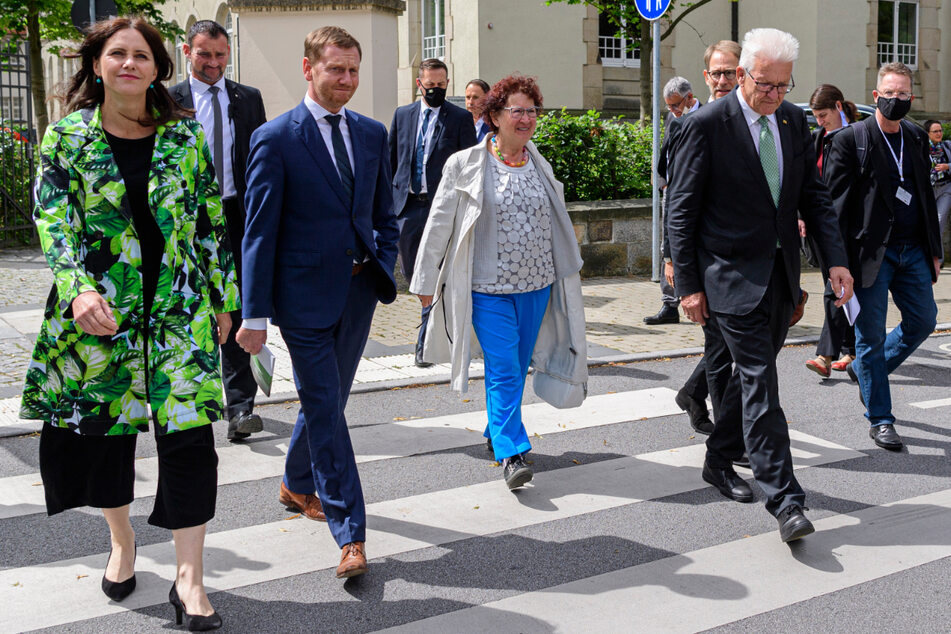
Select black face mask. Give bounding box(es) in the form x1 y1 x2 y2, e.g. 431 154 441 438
877 96 912 121
421 85 447 108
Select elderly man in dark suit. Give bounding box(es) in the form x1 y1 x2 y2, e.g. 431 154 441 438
389 59 476 366
237 26 399 579
668 28 853 542
824 62 940 451
170 20 267 442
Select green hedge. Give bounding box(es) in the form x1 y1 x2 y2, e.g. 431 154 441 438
533 108 655 202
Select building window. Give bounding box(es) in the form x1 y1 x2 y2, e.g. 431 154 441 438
598 10 640 68
877 0 918 68
223 10 235 80
422 0 445 60
1 95 26 123
175 33 185 83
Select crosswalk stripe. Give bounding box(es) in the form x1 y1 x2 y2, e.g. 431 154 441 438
375 487 951 633
0 429 860 632
0 388 681 520
909 397 951 409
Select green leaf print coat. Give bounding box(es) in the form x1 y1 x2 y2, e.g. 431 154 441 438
21 106 241 436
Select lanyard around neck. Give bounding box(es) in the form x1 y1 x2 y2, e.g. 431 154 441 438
876 118 904 183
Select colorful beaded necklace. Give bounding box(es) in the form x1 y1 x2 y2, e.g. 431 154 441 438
491 135 528 167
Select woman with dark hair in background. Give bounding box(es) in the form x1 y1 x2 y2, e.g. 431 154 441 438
22 16 238 631
465 78 492 142
804 84 858 378
925 120 951 259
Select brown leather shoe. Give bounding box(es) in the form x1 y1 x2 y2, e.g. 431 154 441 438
336 542 368 578
789 289 808 326
279 482 326 522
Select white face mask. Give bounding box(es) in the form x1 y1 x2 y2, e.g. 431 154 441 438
839 109 849 127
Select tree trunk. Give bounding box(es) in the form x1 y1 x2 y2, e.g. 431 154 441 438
638 18 651 124
27 1 49 143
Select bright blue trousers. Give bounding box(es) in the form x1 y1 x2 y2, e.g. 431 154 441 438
471 286 551 462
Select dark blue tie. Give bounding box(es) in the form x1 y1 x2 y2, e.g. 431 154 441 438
412 108 432 194
325 114 354 206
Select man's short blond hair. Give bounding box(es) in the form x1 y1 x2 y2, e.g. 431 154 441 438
304 26 362 63
704 40 741 69
877 61 914 88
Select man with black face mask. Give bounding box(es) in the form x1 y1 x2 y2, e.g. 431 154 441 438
390 59 477 366
825 62 941 451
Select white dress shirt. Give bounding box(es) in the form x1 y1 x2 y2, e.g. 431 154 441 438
736 88 784 184
415 103 440 193
241 94 357 332
189 76 236 199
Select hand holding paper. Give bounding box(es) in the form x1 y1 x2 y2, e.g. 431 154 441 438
250 345 275 396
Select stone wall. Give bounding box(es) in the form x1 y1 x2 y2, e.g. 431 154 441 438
568 198 654 277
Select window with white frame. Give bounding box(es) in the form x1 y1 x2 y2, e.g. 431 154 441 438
173 27 184 83
598 10 640 68
877 0 918 68
422 0 445 60
223 10 235 80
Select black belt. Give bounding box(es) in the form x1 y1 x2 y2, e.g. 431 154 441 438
407 193 429 203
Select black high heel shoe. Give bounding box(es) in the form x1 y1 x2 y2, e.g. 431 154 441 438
169 582 222 631
101 543 136 602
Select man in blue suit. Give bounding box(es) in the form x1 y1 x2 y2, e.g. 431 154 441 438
389 59 476 366
237 26 398 579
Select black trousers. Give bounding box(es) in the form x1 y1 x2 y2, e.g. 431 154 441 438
702 255 805 517
816 278 856 359
220 197 257 419
40 424 218 530
398 197 433 356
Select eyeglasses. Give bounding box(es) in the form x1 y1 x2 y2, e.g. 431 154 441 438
744 70 795 95
707 69 736 81
503 106 543 120
666 95 687 113
879 90 912 101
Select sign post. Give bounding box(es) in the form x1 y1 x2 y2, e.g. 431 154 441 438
634 0 672 283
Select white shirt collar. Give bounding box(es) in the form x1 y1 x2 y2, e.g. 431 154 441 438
190 75 227 95
736 87 776 128
304 93 348 122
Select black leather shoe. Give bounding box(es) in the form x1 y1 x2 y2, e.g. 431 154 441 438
503 454 533 490
777 504 815 542
414 345 433 368
169 582 222 631
869 424 903 450
732 454 751 469
643 305 680 325
702 461 754 503
227 411 263 440
674 389 714 435
101 544 136 602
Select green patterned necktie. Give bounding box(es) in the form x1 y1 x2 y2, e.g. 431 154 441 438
758 115 780 207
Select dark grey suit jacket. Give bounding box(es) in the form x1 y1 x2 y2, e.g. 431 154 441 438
388 99 476 213
667 90 847 314
824 116 941 288
169 77 266 206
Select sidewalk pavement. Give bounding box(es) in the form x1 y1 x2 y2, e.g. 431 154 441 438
2 246 950 434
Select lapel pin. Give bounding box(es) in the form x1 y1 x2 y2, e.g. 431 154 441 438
782 119 787 125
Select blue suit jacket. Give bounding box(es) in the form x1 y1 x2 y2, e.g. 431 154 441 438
242 101 399 329
388 100 477 213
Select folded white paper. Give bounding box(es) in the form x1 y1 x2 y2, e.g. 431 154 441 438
841 287 860 325
250 345 275 396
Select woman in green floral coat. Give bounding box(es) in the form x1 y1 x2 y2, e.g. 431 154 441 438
22 17 238 629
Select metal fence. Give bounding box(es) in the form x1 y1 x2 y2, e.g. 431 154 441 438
0 40 37 247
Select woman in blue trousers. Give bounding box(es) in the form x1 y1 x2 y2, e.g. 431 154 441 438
410 74 587 490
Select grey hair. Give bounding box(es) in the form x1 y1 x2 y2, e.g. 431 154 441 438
663 76 693 100
738 28 799 70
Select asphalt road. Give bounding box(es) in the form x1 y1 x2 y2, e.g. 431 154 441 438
1 333 950 633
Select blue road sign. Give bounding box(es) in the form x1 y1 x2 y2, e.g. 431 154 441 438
634 0 673 21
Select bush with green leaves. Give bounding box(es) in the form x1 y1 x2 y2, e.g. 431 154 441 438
532 108 655 202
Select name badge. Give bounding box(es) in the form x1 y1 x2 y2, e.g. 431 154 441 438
895 186 912 205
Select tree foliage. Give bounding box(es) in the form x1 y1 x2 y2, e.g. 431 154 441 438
0 0 181 141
